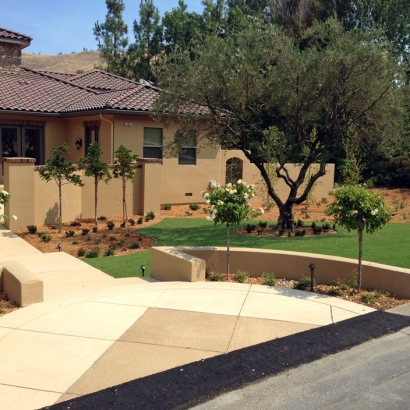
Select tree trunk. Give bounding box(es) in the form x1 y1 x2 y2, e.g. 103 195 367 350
122 177 127 223
226 224 230 280
358 224 363 292
277 202 295 231
58 181 62 234
95 176 98 226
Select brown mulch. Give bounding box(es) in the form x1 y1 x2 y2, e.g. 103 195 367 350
0 291 19 317
206 274 410 310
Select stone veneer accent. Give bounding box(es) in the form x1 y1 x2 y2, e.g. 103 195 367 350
0 42 22 72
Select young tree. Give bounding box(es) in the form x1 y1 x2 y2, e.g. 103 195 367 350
78 143 111 226
155 19 403 231
203 181 258 278
326 186 391 292
112 145 138 223
127 0 162 82
38 144 84 234
94 0 129 76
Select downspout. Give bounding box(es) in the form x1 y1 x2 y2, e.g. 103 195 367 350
100 114 114 163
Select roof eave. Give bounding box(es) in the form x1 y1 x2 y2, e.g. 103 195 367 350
1 38 31 49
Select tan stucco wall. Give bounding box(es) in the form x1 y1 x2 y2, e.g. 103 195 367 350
152 247 410 299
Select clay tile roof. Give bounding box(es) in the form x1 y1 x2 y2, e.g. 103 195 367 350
0 69 96 113
36 70 77 81
63 84 160 113
67 69 141 91
0 27 32 42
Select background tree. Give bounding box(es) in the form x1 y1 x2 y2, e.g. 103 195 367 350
38 144 84 234
94 0 129 76
326 186 391 292
155 19 403 230
112 145 138 223
78 143 111 226
127 0 163 82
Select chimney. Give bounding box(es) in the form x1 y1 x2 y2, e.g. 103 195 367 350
0 27 32 72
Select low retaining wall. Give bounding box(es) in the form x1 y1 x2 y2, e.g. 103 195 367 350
151 246 410 299
0 261 43 306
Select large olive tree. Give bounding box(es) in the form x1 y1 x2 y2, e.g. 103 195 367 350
154 19 403 230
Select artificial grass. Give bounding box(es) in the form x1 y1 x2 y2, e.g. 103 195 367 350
83 218 410 278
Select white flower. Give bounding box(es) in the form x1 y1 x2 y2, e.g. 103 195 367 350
217 200 224 205
204 192 209 198
260 208 264 215
2 190 9 196
206 216 212 221
352 210 358 215
12 215 17 220
206 200 210 204
371 209 379 216
226 183 232 187
237 179 243 184
244 193 248 199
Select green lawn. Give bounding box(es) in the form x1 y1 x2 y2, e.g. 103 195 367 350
83 218 410 278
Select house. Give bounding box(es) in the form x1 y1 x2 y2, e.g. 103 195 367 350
0 27 334 230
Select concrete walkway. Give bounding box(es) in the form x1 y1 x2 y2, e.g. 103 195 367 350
0 226 376 410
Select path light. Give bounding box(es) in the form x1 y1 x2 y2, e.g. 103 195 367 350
57 244 62 252
308 263 316 292
75 138 83 151
140 265 146 277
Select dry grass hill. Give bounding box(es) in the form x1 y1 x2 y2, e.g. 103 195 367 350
21 51 100 73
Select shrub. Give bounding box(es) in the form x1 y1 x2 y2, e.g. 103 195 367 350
295 229 306 237
328 287 341 297
95 239 101 245
259 220 268 228
261 272 277 286
311 221 316 228
72 240 78 245
109 242 119 250
129 242 140 249
210 272 226 282
189 203 200 211
77 248 86 257
107 221 115 230
336 272 357 291
128 218 135 226
65 230 75 238
41 234 52 243
85 247 99 258
137 217 143 224
98 215 107 221
70 221 81 227
162 203 172 210
360 292 381 304
245 224 256 233
81 228 90 236
185 211 193 216
235 269 248 283
296 219 303 228
278 229 285 236
120 222 126 228
27 225 37 234
322 222 330 232
145 211 155 221
104 249 114 257
313 226 323 235
124 233 130 237
294 275 315 290
257 227 265 235
92 226 98 233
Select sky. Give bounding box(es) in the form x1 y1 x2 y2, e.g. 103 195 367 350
1 0 204 55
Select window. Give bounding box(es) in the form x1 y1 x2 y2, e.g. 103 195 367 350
143 128 162 159
0 126 44 174
85 126 99 154
178 134 197 165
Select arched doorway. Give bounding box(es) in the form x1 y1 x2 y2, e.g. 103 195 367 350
225 157 243 185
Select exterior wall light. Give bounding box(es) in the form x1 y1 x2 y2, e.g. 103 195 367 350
140 265 146 277
75 138 83 151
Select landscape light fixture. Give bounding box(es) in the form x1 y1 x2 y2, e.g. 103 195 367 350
140 265 146 277
75 138 83 151
309 263 316 292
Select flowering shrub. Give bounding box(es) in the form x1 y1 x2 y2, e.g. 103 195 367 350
203 180 260 276
0 190 17 221
325 186 391 233
203 180 257 225
326 185 391 291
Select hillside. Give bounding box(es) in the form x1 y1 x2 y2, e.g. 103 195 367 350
21 51 100 73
